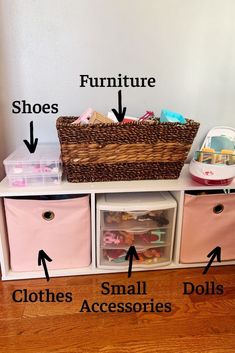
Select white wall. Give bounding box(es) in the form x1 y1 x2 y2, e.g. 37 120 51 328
0 0 235 178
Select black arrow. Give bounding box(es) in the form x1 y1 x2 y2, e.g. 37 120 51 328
23 121 38 153
38 250 52 281
125 246 139 278
203 246 221 275
112 90 127 122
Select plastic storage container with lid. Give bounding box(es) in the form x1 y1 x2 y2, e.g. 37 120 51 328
3 143 62 187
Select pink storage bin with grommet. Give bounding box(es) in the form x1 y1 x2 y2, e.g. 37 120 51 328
4 195 91 271
180 191 235 263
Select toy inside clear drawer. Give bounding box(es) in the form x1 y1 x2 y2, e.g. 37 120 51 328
100 245 171 268
101 209 173 230
101 227 171 248
8 174 62 187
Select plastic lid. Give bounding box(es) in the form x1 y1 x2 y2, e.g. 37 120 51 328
3 143 61 164
98 192 176 210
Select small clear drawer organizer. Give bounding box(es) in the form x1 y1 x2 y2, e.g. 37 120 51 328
96 192 177 270
3 144 62 187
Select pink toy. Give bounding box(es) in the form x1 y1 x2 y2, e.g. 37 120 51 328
139 111 154 121
32 164 42 173
103 231 121 245
33 164 59 174
12 179 26 187
72 108 94 125
42 166 52 173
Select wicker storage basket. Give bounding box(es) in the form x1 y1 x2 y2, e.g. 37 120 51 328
56 117 200 183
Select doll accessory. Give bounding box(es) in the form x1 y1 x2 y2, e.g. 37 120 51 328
160 109 186 124
72 108 94 125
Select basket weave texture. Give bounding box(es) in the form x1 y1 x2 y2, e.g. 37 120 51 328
56 117 200 182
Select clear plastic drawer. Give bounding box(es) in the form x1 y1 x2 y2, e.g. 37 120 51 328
100 245 171 267
96 192 177 270
8 174 62 187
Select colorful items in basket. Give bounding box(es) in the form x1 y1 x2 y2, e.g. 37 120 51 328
73 108 152 125
71 108 94 125
104 210 169 227
103 229 166 246
107 111 139 123
72 108 114 125
103 247 163 264
160 109 186 124
138 111 154 121
71 107 188 125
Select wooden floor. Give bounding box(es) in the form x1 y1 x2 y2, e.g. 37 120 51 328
0 266 235 353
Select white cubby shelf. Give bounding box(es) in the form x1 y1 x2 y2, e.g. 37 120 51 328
0 165 234 281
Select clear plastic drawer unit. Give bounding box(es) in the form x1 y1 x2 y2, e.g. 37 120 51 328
96 192 177 270
3 144 62 187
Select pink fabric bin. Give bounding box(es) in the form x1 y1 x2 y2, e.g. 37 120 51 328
180 192 235 263
4 195 91 271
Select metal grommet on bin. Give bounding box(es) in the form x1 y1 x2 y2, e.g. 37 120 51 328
213 204 224 214
42 210 55 221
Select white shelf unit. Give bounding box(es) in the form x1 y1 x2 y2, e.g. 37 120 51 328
0 165 234 281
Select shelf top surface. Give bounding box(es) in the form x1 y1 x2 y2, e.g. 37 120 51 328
0 165 234 196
